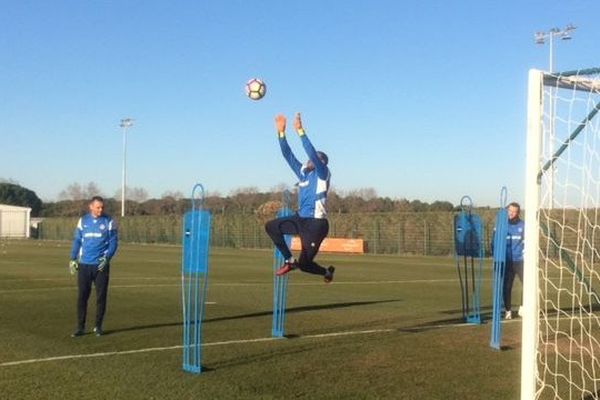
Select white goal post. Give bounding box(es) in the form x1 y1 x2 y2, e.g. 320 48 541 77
522 68 600 400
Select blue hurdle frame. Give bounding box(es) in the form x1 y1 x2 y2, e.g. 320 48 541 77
490 187 508 350
182 183 212 373
453 196 484 324
272 190 293 338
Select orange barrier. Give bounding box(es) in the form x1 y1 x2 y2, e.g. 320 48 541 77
290 237 365 254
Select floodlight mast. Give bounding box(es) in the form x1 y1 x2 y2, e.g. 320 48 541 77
119 118 134 217
534 24 576 73
534 24 576 209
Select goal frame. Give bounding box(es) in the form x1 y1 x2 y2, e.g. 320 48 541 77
521 67 600 399
521 69 543 400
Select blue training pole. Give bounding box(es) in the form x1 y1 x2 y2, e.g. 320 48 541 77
272 190 293 338
182 183 212 373
490 187 508 350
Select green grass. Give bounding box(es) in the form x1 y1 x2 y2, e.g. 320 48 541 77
0 240 522 399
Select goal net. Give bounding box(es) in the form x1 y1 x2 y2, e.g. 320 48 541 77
522 68 600 399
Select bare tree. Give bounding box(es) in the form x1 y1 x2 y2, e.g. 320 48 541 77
85 182 103 198
352 187 378 201
206 190 221 198
59 183 84 200
129 187 149 202
336 188 377 200
161 190 184 200
269 183 290 193
230 186 259 196
114 186 149 202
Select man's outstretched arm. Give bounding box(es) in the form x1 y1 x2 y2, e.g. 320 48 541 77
294 113 328 179
275 114 303 180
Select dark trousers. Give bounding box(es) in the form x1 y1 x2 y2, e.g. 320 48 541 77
503 260 523 312
265 215 329 276
77 264 110 330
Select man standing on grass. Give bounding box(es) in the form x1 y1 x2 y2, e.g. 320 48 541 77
69 196 118 337
492 201 525 320
265 112 335 283
501 202 524 320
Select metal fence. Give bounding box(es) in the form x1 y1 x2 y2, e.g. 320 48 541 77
38 211 501 256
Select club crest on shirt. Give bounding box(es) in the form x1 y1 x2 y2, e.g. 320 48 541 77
100 224 106 230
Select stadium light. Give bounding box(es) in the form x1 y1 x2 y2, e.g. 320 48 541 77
119 118 134 217
534 24 576 209
534 24 577 72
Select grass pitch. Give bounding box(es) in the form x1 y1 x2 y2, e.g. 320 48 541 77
0 240 522 399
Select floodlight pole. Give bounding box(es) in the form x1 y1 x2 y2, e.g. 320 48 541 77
120 118 134 217
534 24 576 208
534 24 576 73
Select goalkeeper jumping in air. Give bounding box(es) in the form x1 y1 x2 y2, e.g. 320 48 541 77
265 112 335 283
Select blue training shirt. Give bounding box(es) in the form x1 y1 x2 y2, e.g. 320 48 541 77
70 213 118 266
492 218 524 263
505 219 524 262
279 131 330 218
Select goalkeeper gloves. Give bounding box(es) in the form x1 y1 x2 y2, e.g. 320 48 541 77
97 256 108 272
69 260 79 275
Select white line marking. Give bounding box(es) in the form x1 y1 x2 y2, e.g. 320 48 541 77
1 327 441 367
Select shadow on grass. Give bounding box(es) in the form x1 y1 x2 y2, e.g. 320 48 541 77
440 305 493 315
203 344 316 372
443 302 600 320
583 391 600 400
396 316 467 333
107 299 402 335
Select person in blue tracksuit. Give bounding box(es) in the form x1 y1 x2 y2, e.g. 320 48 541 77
493 202 525 320
265 112 335 283
69 196 118 337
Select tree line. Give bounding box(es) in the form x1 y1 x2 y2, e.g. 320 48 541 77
0 182 472 218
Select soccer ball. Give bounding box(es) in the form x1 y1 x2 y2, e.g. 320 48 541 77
245 78 266 101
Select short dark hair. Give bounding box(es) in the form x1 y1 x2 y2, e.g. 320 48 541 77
317 151 329 166
507 202 520 210
90 196 104 204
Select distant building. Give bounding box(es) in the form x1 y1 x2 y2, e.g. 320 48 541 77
0 204 32 238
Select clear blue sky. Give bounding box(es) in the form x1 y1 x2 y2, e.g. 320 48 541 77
2 1 599 206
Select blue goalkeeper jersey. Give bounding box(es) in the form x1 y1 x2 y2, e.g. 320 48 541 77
506 219 524 262
279 132 330 218
491 218 524 263
70 213 118 266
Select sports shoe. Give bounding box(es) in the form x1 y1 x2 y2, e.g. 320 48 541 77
71 329 85 338
275 260 297 276
93 327 104 337
324 266 335 283
505 310 512 320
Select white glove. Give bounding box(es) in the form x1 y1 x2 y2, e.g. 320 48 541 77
98 257 108 272
69 260 79 275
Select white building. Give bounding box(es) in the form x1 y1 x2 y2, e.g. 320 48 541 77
0 204 32 238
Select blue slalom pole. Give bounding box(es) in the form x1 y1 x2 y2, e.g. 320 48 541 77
272 190 293 338
490 187 508 350
182 183 211 373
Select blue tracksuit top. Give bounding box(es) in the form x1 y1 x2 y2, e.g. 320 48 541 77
505 219 525 262
70 213 118 266
279 132 330 218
